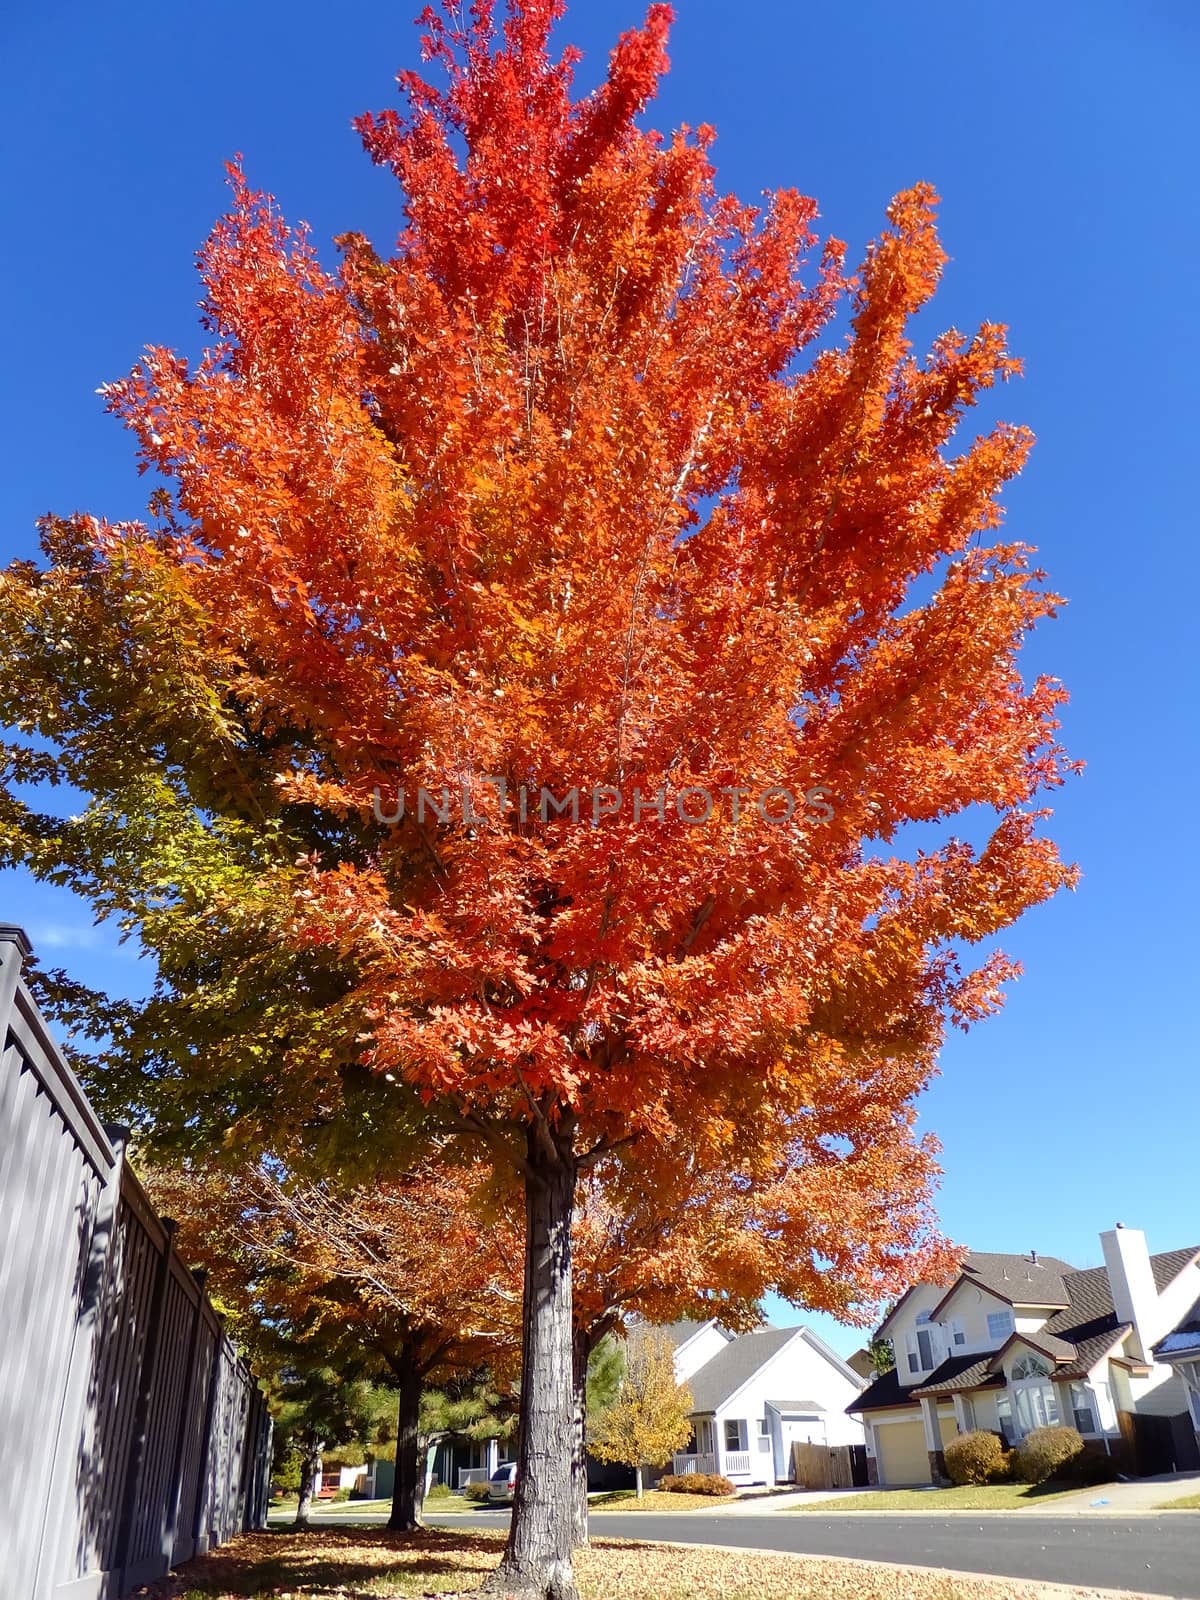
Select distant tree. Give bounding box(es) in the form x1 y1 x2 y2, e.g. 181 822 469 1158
269 1363 381 1527
869 1336 896 1376
584 1336 624 1424
147 1152 522 1532
588 1331 693 1498
420 1377 517 1491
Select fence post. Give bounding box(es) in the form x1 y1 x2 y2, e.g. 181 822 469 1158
115 1215 177 1592
161 1267 208 1568
191 1314 226 1555
0 926 32 1116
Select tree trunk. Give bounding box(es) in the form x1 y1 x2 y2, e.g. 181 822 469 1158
634 1463 643 1499
484 1122 578 1599
389 1353 424 1532
294 1437 321 1528
570 1327 590 1549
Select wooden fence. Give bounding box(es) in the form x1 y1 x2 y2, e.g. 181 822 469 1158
0 925 271 1600
791 1440 863 1491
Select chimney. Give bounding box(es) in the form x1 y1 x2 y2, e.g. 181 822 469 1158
1101 1224 1160 1363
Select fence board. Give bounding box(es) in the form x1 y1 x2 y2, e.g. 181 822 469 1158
0 926 270 1600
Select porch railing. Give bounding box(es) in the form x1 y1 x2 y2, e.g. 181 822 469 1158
723 1451 752 1476
457 1468 489 1488
671 1452 717 1476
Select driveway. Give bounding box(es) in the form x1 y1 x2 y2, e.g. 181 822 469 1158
419 1509 1200 1598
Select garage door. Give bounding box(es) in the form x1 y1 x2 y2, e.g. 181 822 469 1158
876 1419 929 1485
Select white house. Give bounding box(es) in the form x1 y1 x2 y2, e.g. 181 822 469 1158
661 1319 866 1487
850 1226 1200 1487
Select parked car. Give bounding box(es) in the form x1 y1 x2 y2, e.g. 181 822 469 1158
487 1463 518 1504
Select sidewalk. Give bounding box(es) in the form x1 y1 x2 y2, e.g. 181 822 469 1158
722 1471 1200 1517
1042 1470 1200 1514
719 1487 875 1514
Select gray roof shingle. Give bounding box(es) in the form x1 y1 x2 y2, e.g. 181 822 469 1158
685 1326 802 1414
930 1252 1078 1315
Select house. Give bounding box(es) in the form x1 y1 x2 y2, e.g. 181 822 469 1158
1152 1291 1200 1448
662 1319 866 1487
849 1226 1200 1487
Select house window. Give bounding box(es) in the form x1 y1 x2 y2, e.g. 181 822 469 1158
987 1310 1015 1342
724 1419 745 1452
1014 1383 1060 1433
996 1392 1017 1445
961 1396 976 1431
915 1311 942 1371
1010 1355 1060 1435
1070 1383 1098 1435
949 1319 967 1348
906 1335 921 1375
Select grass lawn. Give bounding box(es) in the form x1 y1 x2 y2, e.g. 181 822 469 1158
588 1488 734 1512
795 1482 1085 1512
135 1525 1117 1600
1158 1492 1200 1509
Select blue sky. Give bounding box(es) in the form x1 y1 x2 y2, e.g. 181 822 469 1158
2 1 1197 1357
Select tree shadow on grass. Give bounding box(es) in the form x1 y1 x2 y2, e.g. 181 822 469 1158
136 1526 506 1599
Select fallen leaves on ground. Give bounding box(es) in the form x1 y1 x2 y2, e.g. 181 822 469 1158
132 1526 1165 1600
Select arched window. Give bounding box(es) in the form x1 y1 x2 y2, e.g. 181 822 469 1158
1008 1353 1060 1434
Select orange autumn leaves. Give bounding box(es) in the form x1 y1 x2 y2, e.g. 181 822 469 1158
2 0 1074 1326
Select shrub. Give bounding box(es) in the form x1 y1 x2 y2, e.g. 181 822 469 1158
1014 1426 1085 1484
464 1480 492 1502
990 1447 1017 1483
944 1429 1006 1486
331 1486 352 1503
658 1472 736 1497
425 1481 454 1499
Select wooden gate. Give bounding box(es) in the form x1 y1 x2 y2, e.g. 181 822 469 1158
791 1440 856 1490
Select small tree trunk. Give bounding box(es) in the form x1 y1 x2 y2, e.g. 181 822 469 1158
484 1122 578 1599
634 1463 643 1500
570 1328 590 1549
294 1437 321 1528
389 1353 424 1532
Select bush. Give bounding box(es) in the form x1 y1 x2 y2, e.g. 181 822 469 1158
1014 1426 1085 1484
425 1481 454 1499
658 1472 736 1497
944 1429 1006 1486
990 1447 1017 1483
331 1486 352 1503
464 1480 492 1502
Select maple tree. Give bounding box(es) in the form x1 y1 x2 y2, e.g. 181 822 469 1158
147 1153 522 1532
0 0 1077 1592
588 1329 692 1498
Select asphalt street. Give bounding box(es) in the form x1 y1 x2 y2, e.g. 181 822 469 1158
414 1509 1200 1598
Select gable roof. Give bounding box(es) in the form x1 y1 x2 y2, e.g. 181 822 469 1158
766 1398 825 1415
928 1253 1078 1318
846 1366 919 1414
911 1353 1004 1398
1154 1292 1200 1362
685 1325 804 1414
656 1318 723 1350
